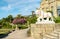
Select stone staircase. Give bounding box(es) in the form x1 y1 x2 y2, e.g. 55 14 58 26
43 30 60 39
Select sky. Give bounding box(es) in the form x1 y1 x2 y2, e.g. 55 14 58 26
0 0 41 19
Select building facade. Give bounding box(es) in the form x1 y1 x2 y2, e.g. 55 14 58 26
39 0 60 17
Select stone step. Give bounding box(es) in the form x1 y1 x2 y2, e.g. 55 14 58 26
43 30 60 39
44 34 57 38
47 32 58 37
54 30 60 34
43 32 58 39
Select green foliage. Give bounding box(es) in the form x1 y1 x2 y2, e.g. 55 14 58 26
18 24 28 29
16 14 21 18
6 15 13 23
2 22 12 29
54 17 60 23
0 29 11 34
0 15 14 29
27 14 37 24
0 13 37 29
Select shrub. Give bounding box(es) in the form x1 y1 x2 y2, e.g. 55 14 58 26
18 25 28 29
12 18 27 24
54 17 60 23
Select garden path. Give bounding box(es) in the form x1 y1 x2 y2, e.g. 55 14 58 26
3 29 34 39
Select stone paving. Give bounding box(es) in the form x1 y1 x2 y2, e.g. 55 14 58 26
3 29 34 39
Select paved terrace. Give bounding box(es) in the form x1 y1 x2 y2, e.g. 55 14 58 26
3 29 34 39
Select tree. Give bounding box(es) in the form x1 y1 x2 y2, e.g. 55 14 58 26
6 15 13 23
12 18 27 24
27 14 37 24
2 18 6 22
12 17 27 29
16 14 21 18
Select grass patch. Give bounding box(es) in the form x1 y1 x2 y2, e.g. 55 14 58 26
0 29 12 34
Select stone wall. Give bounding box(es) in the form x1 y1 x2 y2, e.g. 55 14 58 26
30 24 56 39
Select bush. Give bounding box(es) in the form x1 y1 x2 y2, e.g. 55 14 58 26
54 17 60 23
1 22 12 29
18 25 28 29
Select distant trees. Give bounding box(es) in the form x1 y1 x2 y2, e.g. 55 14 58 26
0 13 37 26
6 15 13 23
0 12 60 29
12 14 28 29
0 15 13 23
16 14 21 18
27 14 37 24
0 15 13 29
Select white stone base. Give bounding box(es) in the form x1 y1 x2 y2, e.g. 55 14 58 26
36 21 55 24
